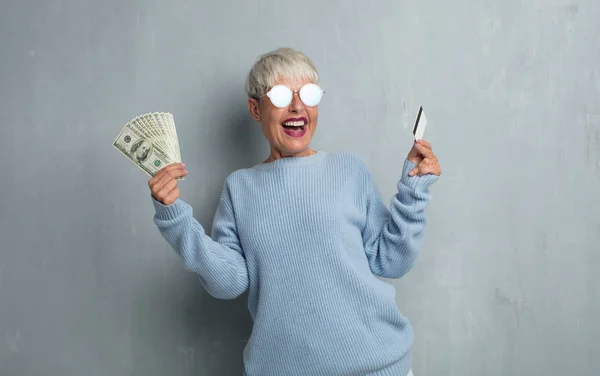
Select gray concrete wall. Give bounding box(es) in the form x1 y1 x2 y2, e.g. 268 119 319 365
1 1 598 375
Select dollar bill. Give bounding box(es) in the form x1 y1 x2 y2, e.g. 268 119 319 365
144 113 178 162
133 116 174 160
161 112 181 161
113 122 177 177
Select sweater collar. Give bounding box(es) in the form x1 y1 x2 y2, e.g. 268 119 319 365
252 150 327 170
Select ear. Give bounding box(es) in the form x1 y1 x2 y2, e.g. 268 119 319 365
248 98 261 122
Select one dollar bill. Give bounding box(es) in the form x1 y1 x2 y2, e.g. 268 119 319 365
113 122 177 177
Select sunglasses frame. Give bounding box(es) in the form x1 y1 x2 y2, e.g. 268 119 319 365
258 83 326 108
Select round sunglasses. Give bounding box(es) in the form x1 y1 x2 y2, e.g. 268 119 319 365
260 83 325 108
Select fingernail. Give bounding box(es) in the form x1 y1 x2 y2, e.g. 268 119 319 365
182 163 186 167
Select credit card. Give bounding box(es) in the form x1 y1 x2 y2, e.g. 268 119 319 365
412 106 427 140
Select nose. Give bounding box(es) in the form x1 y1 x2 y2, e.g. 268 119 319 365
289 91 303 112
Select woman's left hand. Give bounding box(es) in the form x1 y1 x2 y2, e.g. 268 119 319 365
407 139 441 177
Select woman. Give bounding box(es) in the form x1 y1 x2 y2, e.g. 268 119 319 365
149 48 441 376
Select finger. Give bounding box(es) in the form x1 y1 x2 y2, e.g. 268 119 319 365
151 173 185 201
163 188 180 206
159 166 188 182
158 179 178 196
408 166 419 177
158 162 185 176
153 163 186 181
150 165 188 191
153 179 179 203
410 160 430 177
416 139 432 150
414 143 437 161
416 159 441 176
150 170 180 194
149 163 184 187
408 158 439 177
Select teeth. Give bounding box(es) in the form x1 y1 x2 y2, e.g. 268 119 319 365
282 121 305 127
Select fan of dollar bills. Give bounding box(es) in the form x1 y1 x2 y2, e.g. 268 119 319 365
113 112 182 177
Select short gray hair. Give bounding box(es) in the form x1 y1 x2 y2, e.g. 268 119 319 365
245 47 319 99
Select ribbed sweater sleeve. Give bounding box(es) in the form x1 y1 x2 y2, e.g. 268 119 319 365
361 158 439 279
151 181 249 299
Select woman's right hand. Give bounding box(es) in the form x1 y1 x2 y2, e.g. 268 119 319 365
149 163 188 205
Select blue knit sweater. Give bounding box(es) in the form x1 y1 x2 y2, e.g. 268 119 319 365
152 150 438 376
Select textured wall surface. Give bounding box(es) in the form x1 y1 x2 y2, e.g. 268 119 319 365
1 0 599 375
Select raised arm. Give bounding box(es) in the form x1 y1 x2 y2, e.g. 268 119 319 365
362 140 441 279
150 164 248 299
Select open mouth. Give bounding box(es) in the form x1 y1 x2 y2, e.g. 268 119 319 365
281 117 307 138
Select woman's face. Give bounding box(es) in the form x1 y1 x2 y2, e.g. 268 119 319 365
248 77 319 160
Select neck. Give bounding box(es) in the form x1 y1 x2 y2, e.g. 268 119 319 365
264 147 315 163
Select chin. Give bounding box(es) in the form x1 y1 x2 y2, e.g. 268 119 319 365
278 141 309 156
283 136 311 149
269 121 316 156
